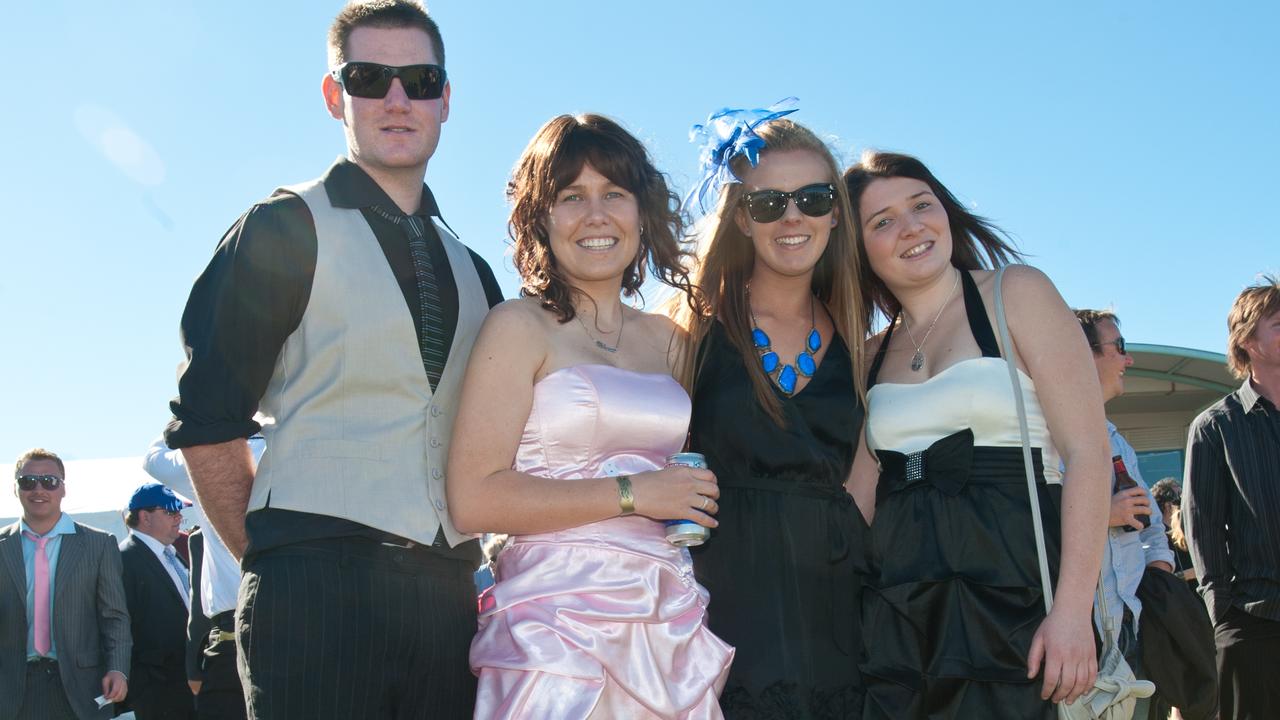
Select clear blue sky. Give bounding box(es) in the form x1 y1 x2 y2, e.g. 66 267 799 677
2 1 1276 465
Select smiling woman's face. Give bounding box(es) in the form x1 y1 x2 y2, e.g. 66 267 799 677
735 149 836 283
858 176 952 289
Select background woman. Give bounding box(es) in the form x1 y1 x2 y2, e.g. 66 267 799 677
675 111 870 718
845 151 1110 719
448 114 733 719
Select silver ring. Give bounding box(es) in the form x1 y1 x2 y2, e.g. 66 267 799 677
700 496 709 511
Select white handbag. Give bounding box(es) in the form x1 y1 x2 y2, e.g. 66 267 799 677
992 266 1155 720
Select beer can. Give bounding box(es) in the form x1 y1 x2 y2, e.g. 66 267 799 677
664 452 712 547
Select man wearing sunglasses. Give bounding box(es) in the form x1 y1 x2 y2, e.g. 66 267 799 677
0 448 131 719
164 1 501 718
118 483 196 720
1075 309 1175 720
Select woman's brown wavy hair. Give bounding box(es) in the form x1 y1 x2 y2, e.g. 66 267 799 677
673 119 869 426
508 113 703 323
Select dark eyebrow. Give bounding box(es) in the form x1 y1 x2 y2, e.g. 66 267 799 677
864 191 934 225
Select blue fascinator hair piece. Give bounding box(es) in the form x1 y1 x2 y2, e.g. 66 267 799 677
684 97 799 213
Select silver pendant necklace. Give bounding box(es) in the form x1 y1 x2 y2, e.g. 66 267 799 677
901 270 961 372
576 307 624 353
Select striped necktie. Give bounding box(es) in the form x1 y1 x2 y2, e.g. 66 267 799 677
369 205 446 390
164 545 191 608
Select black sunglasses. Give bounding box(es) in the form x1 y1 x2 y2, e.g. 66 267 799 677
1095 336 1127 355
740 183 836 224
331 62 447 100
16 474 63 491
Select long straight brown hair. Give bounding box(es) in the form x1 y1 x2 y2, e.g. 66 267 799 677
674 119 869 425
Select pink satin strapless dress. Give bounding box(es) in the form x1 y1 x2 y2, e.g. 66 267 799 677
470 364 734 719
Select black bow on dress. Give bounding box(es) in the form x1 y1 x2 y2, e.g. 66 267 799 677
874 428 975 503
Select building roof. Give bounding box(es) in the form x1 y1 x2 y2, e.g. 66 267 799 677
1108 343 1234 452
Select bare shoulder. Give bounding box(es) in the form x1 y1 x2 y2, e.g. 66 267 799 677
470 298 554 375
983 264 1058 300
479 298 554 338
632 308 681 338
631 309 688 368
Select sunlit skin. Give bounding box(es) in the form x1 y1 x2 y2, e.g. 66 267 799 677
859 176 953 293
735 149 836 283
545 163 641 303
1092 318 1133 403
1245 309 1280 385
732 149 838 396
322 25 450 212
15 458 65 535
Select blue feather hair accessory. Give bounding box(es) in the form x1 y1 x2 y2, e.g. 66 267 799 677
684 97 799 213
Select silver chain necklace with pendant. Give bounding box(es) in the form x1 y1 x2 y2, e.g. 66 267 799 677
901 270 960 372
577 307 624 353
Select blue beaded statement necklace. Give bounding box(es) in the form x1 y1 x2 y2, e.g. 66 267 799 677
748 290 822 396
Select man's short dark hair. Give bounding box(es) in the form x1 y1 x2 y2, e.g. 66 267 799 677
14 448 65 478
125 510 140 528
328 1 445 68
1074 308 1120 356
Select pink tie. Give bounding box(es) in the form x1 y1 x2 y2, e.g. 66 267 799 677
23 531 52 656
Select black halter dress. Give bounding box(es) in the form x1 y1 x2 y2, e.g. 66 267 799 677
860 271 1063 720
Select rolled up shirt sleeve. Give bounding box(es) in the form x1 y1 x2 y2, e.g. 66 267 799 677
165 193 316 449
1184 413 1234 623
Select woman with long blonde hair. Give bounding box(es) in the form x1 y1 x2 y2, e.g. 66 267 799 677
674 104 871 718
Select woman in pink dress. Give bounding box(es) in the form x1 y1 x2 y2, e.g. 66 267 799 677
448 113 734 719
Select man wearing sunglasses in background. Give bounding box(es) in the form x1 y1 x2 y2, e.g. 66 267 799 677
0 448 131 719
119 483 196 719
164 1 501 717
1074 309 1175 720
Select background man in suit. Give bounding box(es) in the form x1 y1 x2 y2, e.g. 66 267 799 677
165 2 502 717
1 448 130 720
119 483 196 720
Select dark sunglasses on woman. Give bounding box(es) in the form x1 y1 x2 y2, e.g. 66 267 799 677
330 62 447 100
740 183 835 224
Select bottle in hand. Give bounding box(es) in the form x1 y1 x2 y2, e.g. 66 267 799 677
1112 455 1150 532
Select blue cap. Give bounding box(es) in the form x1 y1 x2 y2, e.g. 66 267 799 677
127 482 193 512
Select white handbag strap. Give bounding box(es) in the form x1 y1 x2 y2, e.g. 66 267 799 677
992 266 1057 616
993 266 1116 650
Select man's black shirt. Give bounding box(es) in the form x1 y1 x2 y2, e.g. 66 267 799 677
166 159 502 564
1184 379 1280 624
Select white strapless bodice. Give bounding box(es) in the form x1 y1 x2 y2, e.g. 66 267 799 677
867 357 1062 482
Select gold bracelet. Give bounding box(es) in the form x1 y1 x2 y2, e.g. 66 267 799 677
616 476 635 516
